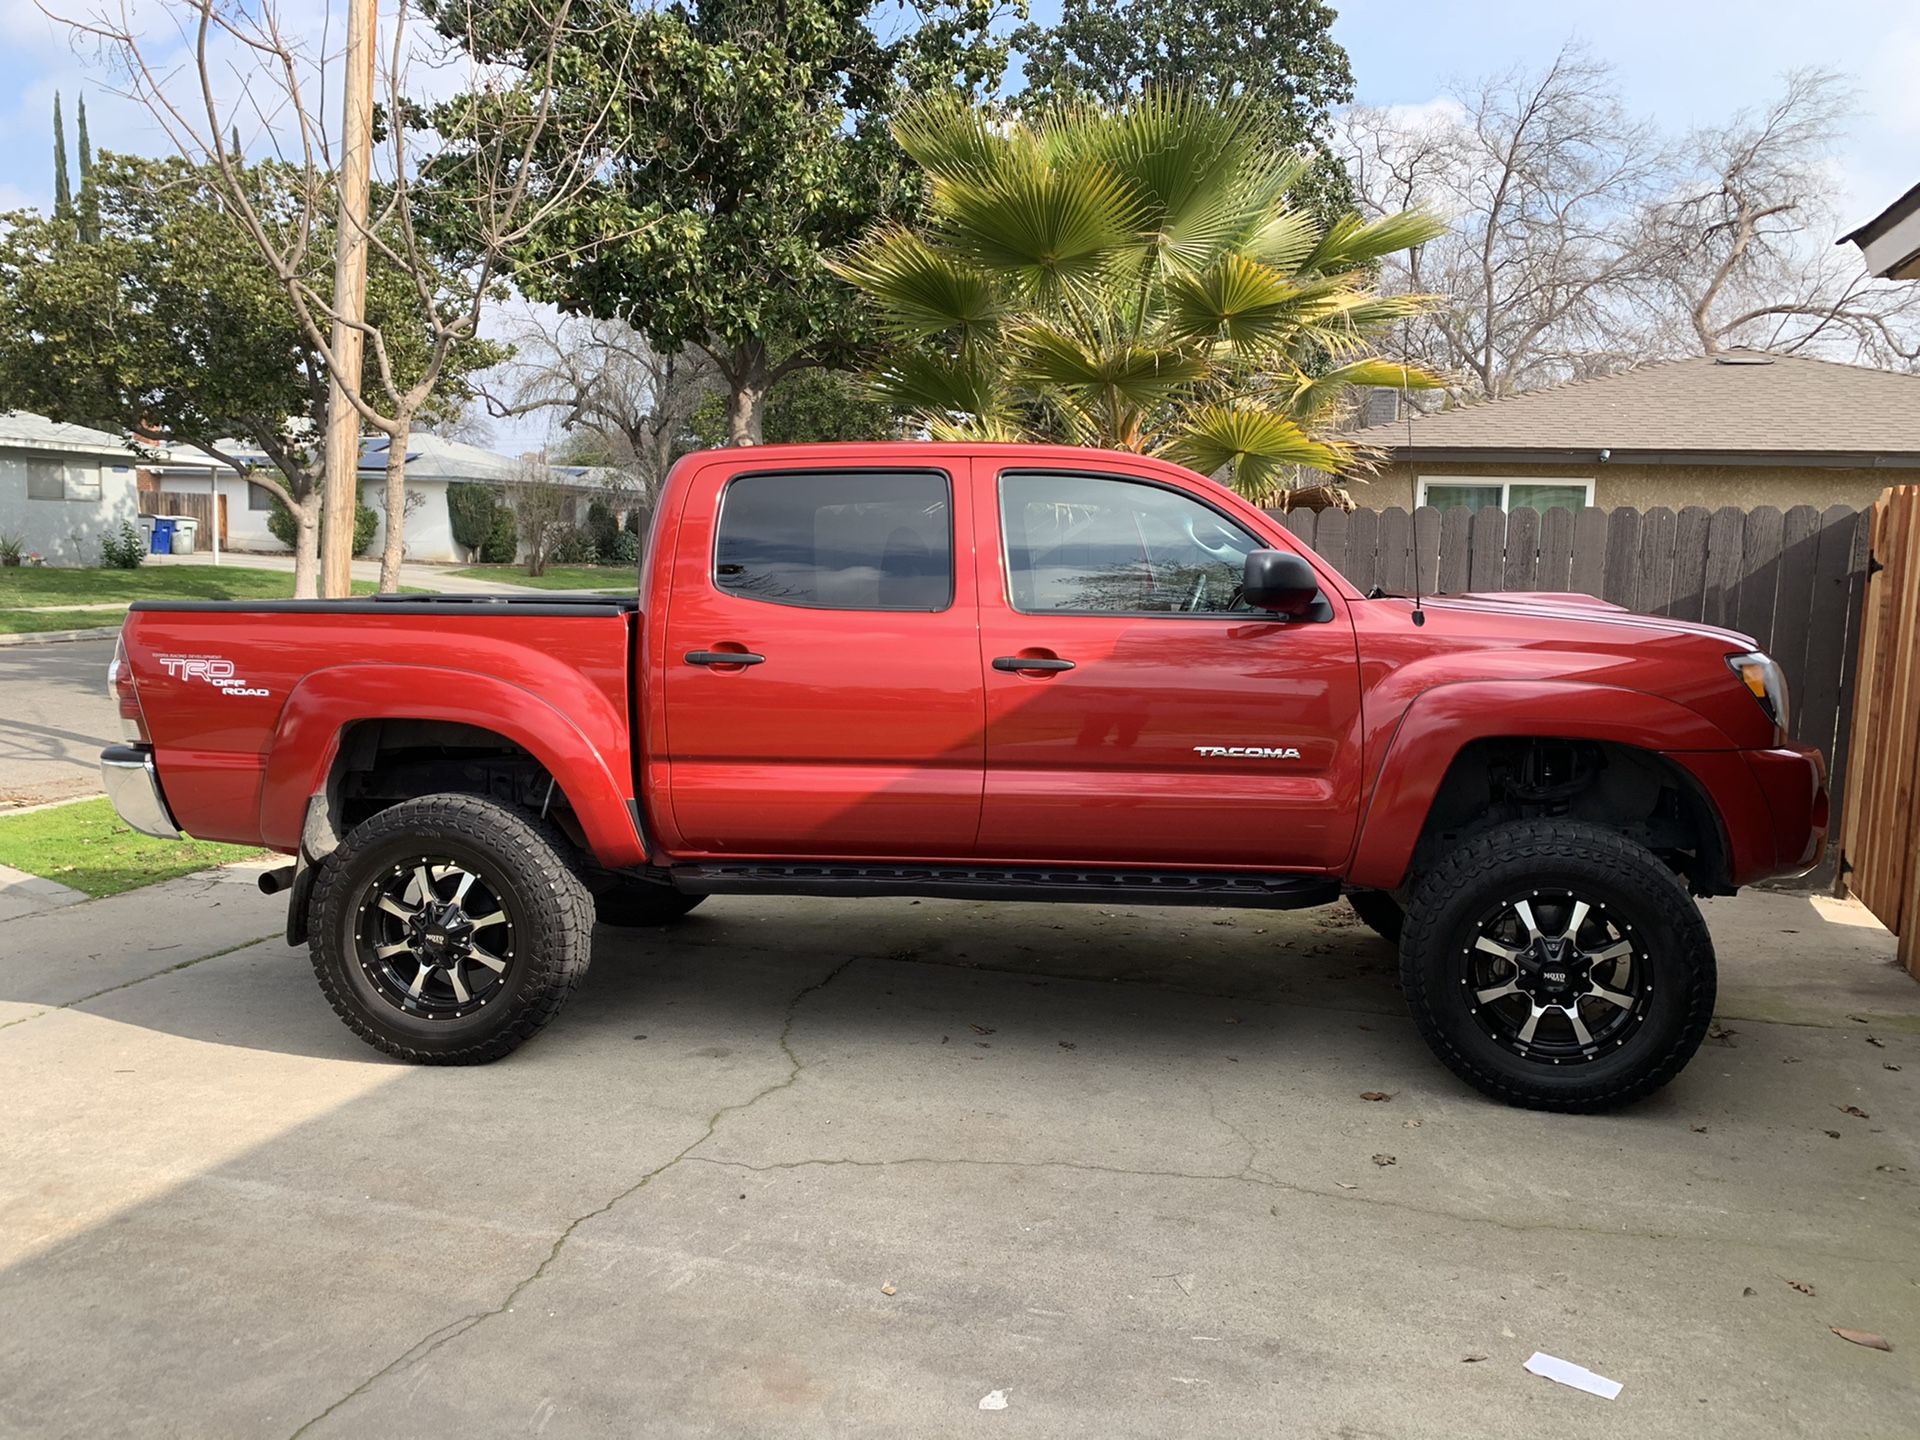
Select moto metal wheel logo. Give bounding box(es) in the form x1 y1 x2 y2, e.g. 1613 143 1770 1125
1192 745 1303 760
156 654 270 698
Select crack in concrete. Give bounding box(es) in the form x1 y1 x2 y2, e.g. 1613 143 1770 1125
680 1153 1903 1262
0 932 281 1034
285 954 859 1440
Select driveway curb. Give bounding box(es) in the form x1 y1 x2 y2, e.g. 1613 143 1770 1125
0 626 121 648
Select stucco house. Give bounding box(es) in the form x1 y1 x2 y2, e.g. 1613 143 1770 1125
153 433 611 564
0 412 143 565
1841 183 1920 281
1343 350 1920 515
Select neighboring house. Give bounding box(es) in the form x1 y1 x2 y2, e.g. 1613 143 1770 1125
0 412 142 564
153 433 619 563
1840 183 1920 281
1343 351 1920 515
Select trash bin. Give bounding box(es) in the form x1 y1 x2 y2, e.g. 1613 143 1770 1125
171 516 199 556
136 515 156 551
149 517 176 555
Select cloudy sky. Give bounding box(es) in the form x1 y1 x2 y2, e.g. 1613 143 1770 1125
0 1 1912 448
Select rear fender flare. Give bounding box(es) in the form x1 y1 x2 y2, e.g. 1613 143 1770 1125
258 664 646 869
1347 681 1735 891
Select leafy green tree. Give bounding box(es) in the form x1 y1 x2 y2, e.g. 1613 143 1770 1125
76 95 99 244
0 153 464 594
830 92 1442 498
1015 0 1355 213
446 481 501 562
52 96 70 218
426 0 1011 445
687 367 900 449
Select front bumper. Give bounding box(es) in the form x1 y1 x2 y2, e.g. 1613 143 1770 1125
100 745 182 840
1668 744 1827 888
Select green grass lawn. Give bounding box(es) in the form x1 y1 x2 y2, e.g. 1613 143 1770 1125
0 798 265 898
447 564 635 592
0 608 127 635
0 565 397 622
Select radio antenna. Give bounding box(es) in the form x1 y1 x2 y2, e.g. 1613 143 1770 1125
1403 367 1425 626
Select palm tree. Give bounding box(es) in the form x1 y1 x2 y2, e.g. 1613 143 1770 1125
830 91 1445 500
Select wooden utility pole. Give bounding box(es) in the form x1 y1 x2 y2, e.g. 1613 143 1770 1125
319 0 378 598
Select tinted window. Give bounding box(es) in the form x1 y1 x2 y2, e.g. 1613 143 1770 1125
1001 472 1261 615
716 470 952 611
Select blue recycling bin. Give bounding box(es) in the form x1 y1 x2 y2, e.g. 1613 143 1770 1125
149 517 177 555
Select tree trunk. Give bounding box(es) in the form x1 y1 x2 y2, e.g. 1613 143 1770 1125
378 411 413 593
725 378 766 446
291 494 322 599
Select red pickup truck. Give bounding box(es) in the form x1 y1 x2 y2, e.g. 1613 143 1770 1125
100 443 1826 1109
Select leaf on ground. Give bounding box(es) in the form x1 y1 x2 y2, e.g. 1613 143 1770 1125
1058 1040 1076 1050
1335 1181 1358 1190
1707 1025 1738 1046
1837 1105 1870 1119
1885 1063 1902 1072
969 1024 995 1036
1785 1279 1815 1296
1359 1091 1392 1102
881 1283 897 1296
1830 1328 1892 1351
1742 1286 1757 1297
1824 1129 1842 1139
1461 1353 1489 1363
1691 1125 1709 1134
1371 1153 1397 1167
1403 1119 1423 1128
1866 1035 1886 1048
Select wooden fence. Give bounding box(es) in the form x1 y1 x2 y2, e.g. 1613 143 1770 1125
1837 487 1920 977
1269 503 1873 878
138 490 227 545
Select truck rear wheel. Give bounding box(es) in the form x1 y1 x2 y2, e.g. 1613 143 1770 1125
1398 820 1715 1111
309 794 594 1064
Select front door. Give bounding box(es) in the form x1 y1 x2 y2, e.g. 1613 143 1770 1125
974 464 1364 871
661 460 984 858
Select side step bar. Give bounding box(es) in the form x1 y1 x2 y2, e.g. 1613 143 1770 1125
671 862 1341 910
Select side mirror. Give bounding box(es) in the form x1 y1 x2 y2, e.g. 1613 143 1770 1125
1242 549 1321 616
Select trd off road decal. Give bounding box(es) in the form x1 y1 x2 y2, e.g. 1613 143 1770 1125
155 654 271 698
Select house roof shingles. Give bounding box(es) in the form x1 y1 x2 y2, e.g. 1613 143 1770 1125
1349 351 1920 464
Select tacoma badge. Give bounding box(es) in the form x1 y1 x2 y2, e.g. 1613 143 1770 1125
1193 745 1302 759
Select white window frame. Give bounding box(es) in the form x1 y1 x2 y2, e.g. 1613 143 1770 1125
1417 475 1595 511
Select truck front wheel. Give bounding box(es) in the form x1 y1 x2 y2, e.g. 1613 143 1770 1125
1398 820 1715 1111
309 794 594 1064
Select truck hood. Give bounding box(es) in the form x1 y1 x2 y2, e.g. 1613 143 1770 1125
1422 591 1758 650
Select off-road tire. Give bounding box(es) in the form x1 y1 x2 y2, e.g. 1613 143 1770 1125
1346 889 1404 944
309 793 594 1064
594 882 706 927
1399 820 1715 1111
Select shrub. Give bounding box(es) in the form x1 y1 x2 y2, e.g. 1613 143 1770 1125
99 520 145 569
482 508 519 563
549 527 597 566
267 493 378 556
610 530 640 567
0 530 24 567
446 482 499 560
584 498 622 564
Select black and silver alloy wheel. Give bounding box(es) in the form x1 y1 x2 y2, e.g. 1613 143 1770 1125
354 858 517 1020
1399 820 1715 1111
1461 890 1649 1064
310 793 594 1064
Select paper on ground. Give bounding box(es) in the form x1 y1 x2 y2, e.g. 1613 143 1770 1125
1523 1352 1623 1400
978 1390 1010 1411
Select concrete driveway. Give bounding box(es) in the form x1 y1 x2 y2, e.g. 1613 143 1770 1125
0 637 117 807
0 875 1914 1439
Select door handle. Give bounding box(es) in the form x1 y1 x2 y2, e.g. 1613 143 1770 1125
685 649 765 667
993 655 1075 673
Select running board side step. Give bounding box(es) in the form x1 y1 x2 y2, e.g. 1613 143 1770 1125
671 862 1341 910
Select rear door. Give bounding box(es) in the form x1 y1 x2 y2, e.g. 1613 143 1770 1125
659 459 984 858
973 463 1364 871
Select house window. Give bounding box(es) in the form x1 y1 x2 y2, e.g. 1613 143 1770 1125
247 482 276 511
25 457 102 501
1419 477 1593 514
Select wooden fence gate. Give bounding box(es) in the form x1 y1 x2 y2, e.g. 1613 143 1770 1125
1836 486 1920 977
1269 503 1874 883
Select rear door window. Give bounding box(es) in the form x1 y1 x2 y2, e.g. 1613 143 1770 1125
714 470 953 612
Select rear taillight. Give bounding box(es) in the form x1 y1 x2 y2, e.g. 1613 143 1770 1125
107 635 151 743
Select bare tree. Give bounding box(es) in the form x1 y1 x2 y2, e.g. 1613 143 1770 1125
58 0 636 594
1338 45 1665 402
1640 69 1920 365
507 460 570 577
483 311 718 506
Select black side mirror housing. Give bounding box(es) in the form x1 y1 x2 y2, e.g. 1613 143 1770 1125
1242 549 1323 617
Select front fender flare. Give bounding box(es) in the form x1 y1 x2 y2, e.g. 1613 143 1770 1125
258 663 646 869
1346 681 1736 892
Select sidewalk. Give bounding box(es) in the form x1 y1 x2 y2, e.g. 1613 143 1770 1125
144 550 538 595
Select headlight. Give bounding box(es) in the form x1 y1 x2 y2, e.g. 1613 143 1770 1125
1726 651 1789 734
